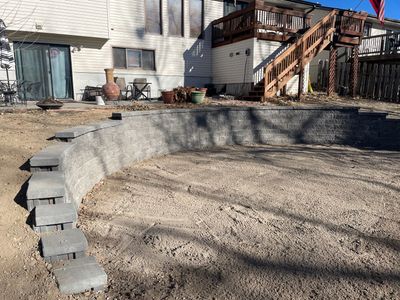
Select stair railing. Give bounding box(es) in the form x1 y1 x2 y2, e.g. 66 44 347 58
264 10 338 98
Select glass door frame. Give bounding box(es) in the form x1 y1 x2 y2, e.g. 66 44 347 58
14 41 74 100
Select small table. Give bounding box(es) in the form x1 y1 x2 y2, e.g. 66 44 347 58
130 82 152 100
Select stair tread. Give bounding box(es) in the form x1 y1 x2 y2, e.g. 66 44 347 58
35 203 77 226
53 256 107 294
41 228 88 257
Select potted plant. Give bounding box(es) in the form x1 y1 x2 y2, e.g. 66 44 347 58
191 90 206 104
161 90 175 104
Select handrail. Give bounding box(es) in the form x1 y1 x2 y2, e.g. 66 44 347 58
360 32 400 57
264 10 338 97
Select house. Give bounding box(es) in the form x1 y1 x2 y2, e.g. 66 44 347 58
0 0 377 101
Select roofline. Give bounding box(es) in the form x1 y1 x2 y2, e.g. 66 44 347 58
304 1 400 24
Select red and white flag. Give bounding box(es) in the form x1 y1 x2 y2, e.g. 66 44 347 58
369 0 385 24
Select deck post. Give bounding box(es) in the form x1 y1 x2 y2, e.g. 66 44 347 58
350 45 360 98
327 45 337 97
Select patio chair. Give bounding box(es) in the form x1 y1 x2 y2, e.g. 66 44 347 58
133 78 151 100
115 77 133 100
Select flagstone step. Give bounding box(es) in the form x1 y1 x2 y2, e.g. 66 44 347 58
30 144 73 172
53 256 107 294
26 171 66 212
40 228 88 263
33 203 77 233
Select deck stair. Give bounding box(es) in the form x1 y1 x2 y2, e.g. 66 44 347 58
244 10 367 101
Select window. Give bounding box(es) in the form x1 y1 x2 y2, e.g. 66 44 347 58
189 0 203 38
168 0 183 36
363 23 372 37
145 0 162 34
113 48 156 70
223 0 248 16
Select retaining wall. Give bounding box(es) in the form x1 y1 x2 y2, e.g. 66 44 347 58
47 107 400 207
27 106 400 294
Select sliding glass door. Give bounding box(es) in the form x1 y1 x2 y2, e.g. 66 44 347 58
14 43 73 100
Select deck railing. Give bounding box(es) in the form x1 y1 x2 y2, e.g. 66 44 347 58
335 11 366 37
212 0 311 47
360 32 400 57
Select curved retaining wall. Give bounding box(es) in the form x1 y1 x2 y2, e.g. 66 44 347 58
27 106 400 294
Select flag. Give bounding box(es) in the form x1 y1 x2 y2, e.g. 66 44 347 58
369 0 385 24
0 19 14 69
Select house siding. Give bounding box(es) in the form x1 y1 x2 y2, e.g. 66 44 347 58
0 0 109 39
0 0 224 99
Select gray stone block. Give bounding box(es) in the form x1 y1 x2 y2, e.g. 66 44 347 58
55 120 122 140
30 144 73 172
27 197 65 213
33 203 77 232
41 228 88 262
53 256 107 294
27 171 65 200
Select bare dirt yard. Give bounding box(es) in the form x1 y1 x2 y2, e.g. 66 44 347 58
81 145 400 300
0 97 399 299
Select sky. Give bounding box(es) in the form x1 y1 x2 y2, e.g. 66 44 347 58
315 0 400 20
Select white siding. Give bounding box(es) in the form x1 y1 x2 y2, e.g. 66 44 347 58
0 0 109 39
212 39 254 85
0 0 225 99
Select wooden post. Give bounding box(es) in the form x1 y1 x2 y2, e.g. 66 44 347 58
350 46 360 98
327 46 337 97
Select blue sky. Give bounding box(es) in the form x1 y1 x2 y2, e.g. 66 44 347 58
316 0 400 20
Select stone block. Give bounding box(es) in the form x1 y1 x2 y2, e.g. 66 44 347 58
41 228 88 262
55 120 122 140
53 256 107 294
30 144 73 172
33 203 77 233
26 171 66 211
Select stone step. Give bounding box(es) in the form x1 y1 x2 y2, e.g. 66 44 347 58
40 228 88 263
26 171 66 212
53 256 107 294
33 203 77 233
30 144 73 172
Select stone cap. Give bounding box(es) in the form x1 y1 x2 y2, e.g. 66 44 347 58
30 144 74 169
111 106 361 120
55 120 122 140
54 256 107 294
27 171 65 200
34 203 77 227
41 228 88 257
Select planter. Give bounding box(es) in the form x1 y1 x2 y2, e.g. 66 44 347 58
191 91 206 104
36 99 64 110
161 91 175 104
102 68 120 101
198 87 208 94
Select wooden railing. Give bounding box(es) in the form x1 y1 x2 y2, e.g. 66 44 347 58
335 11 366 37
212 1 311 47
264 10 338 98
360 32 400 57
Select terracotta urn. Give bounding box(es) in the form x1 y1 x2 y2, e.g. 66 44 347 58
102 68 120 101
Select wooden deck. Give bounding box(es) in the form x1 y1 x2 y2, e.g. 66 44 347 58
211 0 311 47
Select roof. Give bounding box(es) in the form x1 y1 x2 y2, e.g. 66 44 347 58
284 0 400 25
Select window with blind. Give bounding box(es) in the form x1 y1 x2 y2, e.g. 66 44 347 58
113 48 156 70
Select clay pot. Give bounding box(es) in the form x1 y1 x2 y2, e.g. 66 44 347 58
198 87 208 94
161 91 175 104
102 68 120 101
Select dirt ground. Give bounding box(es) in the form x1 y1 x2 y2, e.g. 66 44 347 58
0 97 399 299
81 145 400 300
